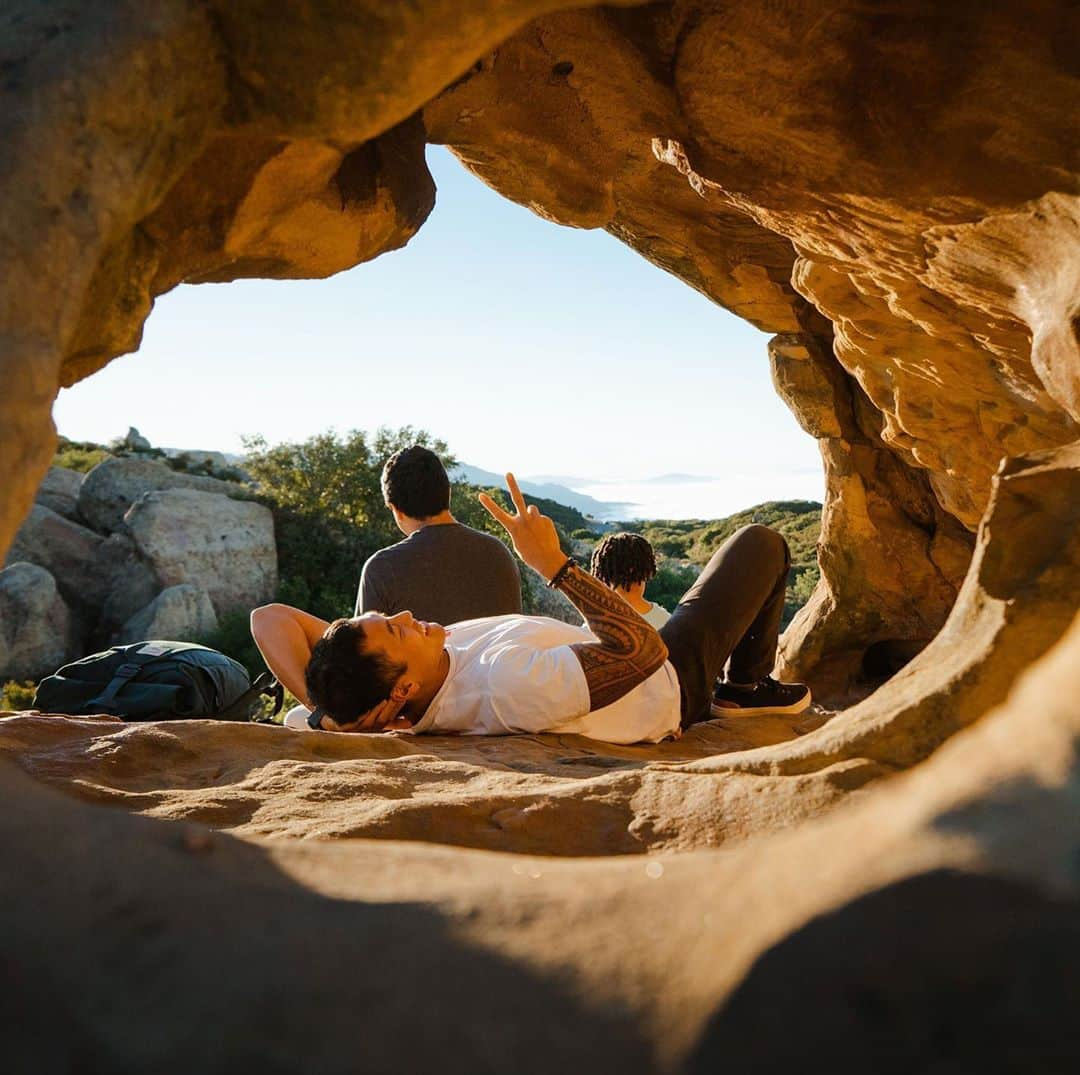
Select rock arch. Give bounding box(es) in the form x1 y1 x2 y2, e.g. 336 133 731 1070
4 0 1077 724
1 4 1079 1065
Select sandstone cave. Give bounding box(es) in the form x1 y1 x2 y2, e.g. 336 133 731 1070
1 2 1078 1070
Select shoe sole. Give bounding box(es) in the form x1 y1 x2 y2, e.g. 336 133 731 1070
709 690 812 719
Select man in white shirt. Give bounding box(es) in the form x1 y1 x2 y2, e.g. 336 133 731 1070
251 474 810 744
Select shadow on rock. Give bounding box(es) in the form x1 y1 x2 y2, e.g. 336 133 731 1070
0 764 655 1075
686 869 1080 1073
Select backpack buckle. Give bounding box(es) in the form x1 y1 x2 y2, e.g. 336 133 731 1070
87 661 145 713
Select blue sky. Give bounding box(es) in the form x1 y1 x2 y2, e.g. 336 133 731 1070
54 147 822 518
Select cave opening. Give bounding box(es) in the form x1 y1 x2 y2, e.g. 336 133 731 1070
25 143 834 696
53 146 825 525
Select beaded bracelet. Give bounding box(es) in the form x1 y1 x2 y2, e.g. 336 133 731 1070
547 556 574 589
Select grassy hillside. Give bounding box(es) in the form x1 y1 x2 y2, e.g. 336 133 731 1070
519 493 590 535
577 501 823 628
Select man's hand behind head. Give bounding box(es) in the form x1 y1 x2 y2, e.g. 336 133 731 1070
319 697 411 733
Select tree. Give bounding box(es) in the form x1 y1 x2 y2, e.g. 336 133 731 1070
242 427 457 620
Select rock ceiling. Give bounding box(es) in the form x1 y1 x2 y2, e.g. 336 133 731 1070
1 2 1078 1068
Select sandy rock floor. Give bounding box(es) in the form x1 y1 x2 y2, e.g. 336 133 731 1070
1 707 839 855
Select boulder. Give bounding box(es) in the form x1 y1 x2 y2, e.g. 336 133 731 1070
78 456 254 535
34 466 84 521
125 489 277 617
116 584 219 644
166 449 230 471
5 504 106 609
93 533 164 642
0 562 74 681
122 426 152 451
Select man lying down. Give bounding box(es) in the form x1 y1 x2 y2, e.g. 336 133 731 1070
250 474 810 745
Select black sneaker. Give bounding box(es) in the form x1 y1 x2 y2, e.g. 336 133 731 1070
710 676 811 718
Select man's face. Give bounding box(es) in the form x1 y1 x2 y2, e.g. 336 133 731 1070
353 611 446 687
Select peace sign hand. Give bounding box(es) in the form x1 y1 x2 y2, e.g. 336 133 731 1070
478 472 568 582
319 696 412 734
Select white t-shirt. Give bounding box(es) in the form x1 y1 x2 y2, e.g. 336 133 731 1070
412 615 680 744
286 615 682 744
641 602 672 629
574 600 670 630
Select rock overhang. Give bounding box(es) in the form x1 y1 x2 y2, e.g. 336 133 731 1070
1 2 1078 1067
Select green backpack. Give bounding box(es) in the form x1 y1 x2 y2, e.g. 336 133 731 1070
34 641 284 723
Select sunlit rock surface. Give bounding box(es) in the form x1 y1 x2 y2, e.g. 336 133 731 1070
2 1 1076 686
77 456 249 535
3 610 1078 1069
125 489 277 616
1 1 1078 1068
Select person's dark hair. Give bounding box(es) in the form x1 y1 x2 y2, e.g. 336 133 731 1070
590 532 658 589
381 445 451 519
304 619 405 723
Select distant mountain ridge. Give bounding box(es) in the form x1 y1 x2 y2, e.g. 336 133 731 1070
451 464 633 519
527 471 716 487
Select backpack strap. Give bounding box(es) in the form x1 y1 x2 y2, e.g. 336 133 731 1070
86 649 163 714
222 672 285 723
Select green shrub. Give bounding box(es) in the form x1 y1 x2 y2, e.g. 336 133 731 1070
53 438 112 473
242 427 452 621
618 500 822 624
1 680 37 711
646 562 701 612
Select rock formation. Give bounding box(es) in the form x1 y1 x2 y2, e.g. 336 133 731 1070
0 563 74 681
120 426 153 452
116 583 220 645
1 455 276 677
93 532 164 639
423 2 1078 695
2 609 1078 1069
770 332 975 700
33 466 83 520
124 489 277 616
77 455 254 535
6 504 105 608
0 1 1077 1068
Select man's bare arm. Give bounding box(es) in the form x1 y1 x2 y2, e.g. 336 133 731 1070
250 603 329 706
555 563 668 710
478 473 668 711
251 604 413 734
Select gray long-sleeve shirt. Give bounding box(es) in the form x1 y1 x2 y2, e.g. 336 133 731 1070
355 523 521 624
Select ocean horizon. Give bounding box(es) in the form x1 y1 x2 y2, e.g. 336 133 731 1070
564 472 824 522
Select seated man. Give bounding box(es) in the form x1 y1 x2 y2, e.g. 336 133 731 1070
251 474 810 743
590 532 671 630
356 444 521 623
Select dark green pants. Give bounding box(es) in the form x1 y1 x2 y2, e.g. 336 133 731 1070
660 524 791 727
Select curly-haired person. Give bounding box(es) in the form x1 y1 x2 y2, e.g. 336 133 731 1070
590 532 671 630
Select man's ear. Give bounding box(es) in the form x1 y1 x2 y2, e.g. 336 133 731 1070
390 680 420 704
390 505 421 535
